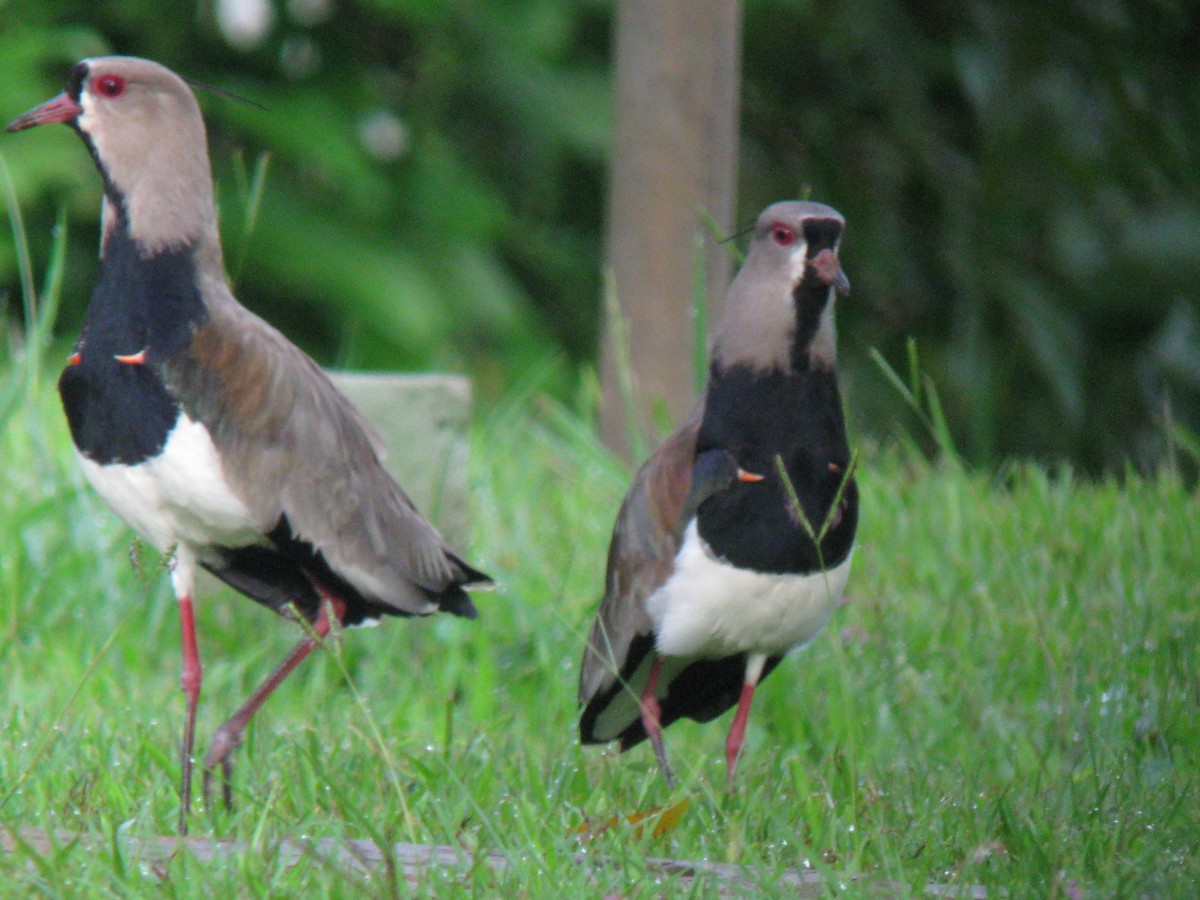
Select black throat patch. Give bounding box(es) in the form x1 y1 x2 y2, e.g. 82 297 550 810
789 217 844 371
58 210 207 465
694 363 858 575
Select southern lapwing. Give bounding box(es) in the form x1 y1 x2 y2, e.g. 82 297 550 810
579 201 857 786
7 56 491 832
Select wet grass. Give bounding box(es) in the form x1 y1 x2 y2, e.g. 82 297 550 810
0 356 1196 896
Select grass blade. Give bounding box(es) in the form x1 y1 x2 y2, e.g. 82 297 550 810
229 150 271 287
870 340 960 462
0 157 68 434
0 150 37 343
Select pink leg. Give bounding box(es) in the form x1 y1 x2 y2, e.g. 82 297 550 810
202 591 347 810
725 653 768 783
640 655 675 788
177 591 202 835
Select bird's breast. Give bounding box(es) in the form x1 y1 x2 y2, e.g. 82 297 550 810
647 519 852 658
695 363 858 574
75 409 262 555
59 352 182 466
58 224 210 467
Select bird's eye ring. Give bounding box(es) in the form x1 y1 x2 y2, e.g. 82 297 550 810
771 224 796 246
94 74 127 99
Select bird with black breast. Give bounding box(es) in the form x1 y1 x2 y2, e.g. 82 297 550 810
7 56 492 833
579 201 857 786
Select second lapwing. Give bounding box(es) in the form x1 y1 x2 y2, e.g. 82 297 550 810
579 201 857 785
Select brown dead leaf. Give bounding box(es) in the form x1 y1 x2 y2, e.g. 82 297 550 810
969 839 1009 863
572 798 691 841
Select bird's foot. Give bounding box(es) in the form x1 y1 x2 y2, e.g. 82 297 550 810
177 745 194 836
648 729 677 791
638 656 676 789
201 722 243 812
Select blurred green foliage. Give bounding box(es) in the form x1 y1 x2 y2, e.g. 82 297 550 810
1 0 1198 473
741 0 1200 472
0 0 612 400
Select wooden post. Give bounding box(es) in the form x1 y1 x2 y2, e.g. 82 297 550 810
599 0 743 458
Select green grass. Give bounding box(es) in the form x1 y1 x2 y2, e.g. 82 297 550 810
0 360 1195 897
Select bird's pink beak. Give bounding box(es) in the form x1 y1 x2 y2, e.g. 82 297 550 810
808 248 851 296
6 92 84 133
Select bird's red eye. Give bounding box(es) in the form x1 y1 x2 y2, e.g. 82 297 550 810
771 224 796 246
94 74 127 98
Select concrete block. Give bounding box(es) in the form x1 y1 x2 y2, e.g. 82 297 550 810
328 371 472 548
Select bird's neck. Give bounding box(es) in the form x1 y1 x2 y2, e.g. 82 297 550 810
713 279 838 375
99 171 223 255
84 205 209 361
788 276 839 373
700 362 848 459
81 102 220 259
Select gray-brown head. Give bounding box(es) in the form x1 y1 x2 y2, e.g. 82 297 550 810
8 56 218 257
711 201 850 374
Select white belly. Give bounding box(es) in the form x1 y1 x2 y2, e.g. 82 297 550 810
647 519 852 658
77 413 262 554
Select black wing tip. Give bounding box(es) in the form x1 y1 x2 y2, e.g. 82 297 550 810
451 554 494 588
433 553 492 620
579 702 602 745
438 586 479 619
578 693 648 750
578 695 604 745
579 721 646 751
577 633 657 749
617 730 647 752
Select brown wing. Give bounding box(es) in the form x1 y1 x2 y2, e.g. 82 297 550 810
164 291 488 616
578 406 701 737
